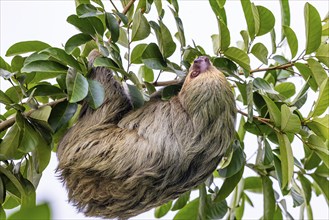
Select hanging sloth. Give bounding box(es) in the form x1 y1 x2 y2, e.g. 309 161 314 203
56 55 237 219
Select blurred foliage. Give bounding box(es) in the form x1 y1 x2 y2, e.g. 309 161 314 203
0 0 328 219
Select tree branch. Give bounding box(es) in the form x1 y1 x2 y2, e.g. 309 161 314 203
0 98 67 133
122 0 136 15
152 79 181 87
237 109 271 123
249 63 295 74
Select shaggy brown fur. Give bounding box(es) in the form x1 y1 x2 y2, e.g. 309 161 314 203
57 56 236 219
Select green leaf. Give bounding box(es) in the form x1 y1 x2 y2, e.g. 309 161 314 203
114 11 128 25
276 133 294 188
237 117 246 141
240 0 255 39
315 163 329 178
142 43 167 70
15 113 45 158
66 68 88 103
262 95 281 127
21 60 67 73
316 44 329 67
307 134 329 168
154 0 163 16
291 187 304 207
28 85 64 97
240 30 249 52
23 52 49 66
244 176 262 193
306 115 329 140
8 203 51 220
0 90 14 105
206 199 228 220
173 16 186 47
224 47 250 71
251 43 268 65
275 82 296 99
65 33 93 54
311 174 329 205
294 62 318 91
209 0 227 23
5 41 50 56
158 20 177 58
0 56 11 71
312 78 329 117
0 124 23 159
131 44 148 64
86 79 105 109
304 3 322 54
105 13 120 42
41 47 82 71
138 65 154 83
291 82 309 109
218 145 245 178
174 197 199 220
33 137 51 173
76 3 99 18
214 166 244 202
271 29 277 54
283 26 298 58
217 19 230 52
298 174 312 204
262 176 275 220
67 14 104 36
280 0 290 40
281 104 301 133
171 191 190 211
251 3 260 36
93 57 127 76
235 194 245 219
212 57 238 76
154 201 172 218
253 78 278 94
257 6 275 36
127 84 144 109
48 101 78 132
161 85 181 100
307 59 328 88
264 139 274 165
131 10 150 42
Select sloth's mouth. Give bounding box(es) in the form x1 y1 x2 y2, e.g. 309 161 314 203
190 70 200 78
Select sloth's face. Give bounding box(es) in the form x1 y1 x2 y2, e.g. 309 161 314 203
190 56 210 78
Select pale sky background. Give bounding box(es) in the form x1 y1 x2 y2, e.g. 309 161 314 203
0 0 328 219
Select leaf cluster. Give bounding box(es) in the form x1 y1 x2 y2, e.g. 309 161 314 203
0 0 328 219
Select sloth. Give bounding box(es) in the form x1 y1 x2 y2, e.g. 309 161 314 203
56 55 237 219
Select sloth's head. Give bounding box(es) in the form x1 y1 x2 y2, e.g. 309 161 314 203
182 56 226 90
189 56 211 78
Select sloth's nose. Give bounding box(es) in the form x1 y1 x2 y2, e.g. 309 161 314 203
194 56 209 63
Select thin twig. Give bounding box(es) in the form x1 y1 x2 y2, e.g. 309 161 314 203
152 79 181 87
237 109 271 123
0 98 67 133
109 0 119 13
122 0 136 15
249 63 295 74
